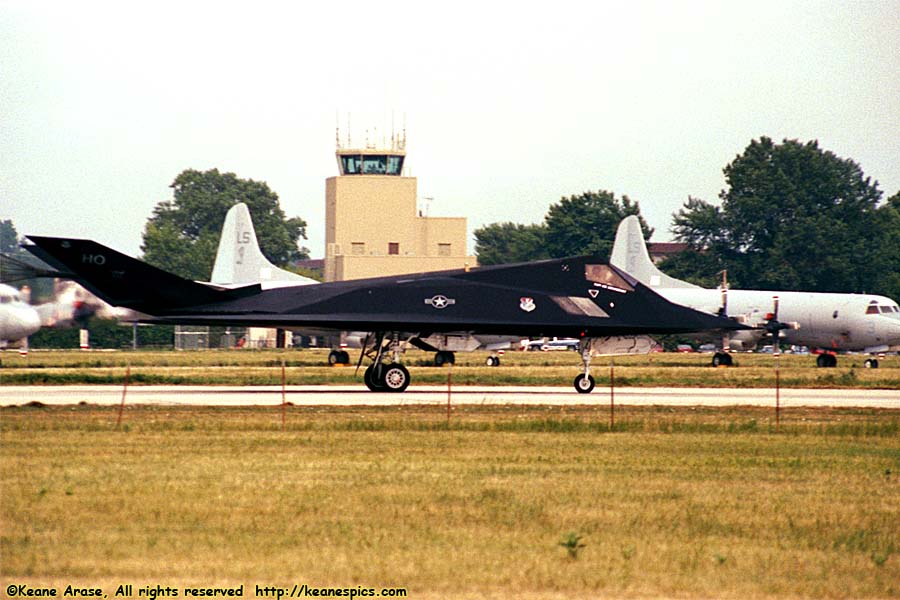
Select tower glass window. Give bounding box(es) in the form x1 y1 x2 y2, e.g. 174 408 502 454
340 154 404 175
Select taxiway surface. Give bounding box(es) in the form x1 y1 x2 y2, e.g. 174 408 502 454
1 385 897 407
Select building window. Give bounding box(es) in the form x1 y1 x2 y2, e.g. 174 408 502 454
351 242 365 255
388 242 399 255
438 243 451 257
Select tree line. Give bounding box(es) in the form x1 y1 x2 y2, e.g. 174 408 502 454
475 137 900 300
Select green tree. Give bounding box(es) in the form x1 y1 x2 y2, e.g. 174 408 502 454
874 191 900 300
1 219 19 253
543 191 652 259
141 169 309 280
0 219 55 299
474 190 653 265
666 137 895 294
474 222 549 265
662 196 741 287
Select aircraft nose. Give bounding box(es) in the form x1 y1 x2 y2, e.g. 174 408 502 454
888 319 900 344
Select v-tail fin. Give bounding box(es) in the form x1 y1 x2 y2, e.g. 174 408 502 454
25 236 258 314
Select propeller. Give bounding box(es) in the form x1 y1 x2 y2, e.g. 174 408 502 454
763 295 799 355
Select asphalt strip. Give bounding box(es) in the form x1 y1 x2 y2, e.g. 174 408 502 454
1 385 898 408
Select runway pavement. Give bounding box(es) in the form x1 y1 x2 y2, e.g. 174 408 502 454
1 385 897 408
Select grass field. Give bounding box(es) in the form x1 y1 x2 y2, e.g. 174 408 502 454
2 349 899 388
2 404 899 599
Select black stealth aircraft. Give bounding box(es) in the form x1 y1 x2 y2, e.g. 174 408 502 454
25 236 745 393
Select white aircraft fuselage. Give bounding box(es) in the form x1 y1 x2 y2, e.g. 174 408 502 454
662 287 900 353
0 283 41 346
610 215 900 359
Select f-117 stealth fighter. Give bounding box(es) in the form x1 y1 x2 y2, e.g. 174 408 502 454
25 236 745 393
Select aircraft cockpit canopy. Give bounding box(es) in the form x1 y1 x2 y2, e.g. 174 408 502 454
865 299 900 316
0 290 23 304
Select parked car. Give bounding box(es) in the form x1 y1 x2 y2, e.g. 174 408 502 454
524 338 580 351
676 344 694 353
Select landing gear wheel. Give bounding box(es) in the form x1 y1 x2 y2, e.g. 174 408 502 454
363 365 384 392
864 358 879 369
573 373 595 394
486 355 501 367
711 352 733 367
434 351 456 367
380 363 410 393
328 350 350 365
816 354 837 368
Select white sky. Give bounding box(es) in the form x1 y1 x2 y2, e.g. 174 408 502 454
2 0 899 258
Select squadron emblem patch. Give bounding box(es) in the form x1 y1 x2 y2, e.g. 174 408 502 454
520 297 536 312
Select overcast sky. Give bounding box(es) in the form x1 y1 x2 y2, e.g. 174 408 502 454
2 1 899 258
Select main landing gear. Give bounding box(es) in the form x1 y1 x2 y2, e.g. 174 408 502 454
358 332 411 393
363 362 410 392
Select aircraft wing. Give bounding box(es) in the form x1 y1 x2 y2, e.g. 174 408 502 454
25 236 746 338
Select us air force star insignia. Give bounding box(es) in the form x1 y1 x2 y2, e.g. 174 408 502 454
520 297 536 312
425 295 455 309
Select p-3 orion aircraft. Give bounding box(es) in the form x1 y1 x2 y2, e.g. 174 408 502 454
610 216 900 368
24 235 745 393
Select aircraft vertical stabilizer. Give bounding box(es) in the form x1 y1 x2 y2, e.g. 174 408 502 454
211 203 316 286
610 215 699 290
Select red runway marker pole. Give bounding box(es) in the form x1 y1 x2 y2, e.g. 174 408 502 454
775 354 781 428
281 357 287 432
116 362 130 429
447 366 452 425
610 359 615 431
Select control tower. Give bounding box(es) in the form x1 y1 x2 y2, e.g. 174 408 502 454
324 129 476 281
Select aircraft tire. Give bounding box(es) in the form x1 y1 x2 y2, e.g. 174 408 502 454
328 350 341 365
817 354 837 368
339 351 351 364
380 363 410 393
573 374 595 394
434 351 455 366
363 365 384 392
486 356 500 367
711 352 733 367
864 358 879 369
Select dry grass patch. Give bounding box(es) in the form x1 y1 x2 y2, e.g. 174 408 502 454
2 405 899 598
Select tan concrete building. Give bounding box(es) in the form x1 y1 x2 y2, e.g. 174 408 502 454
324 137 477 281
